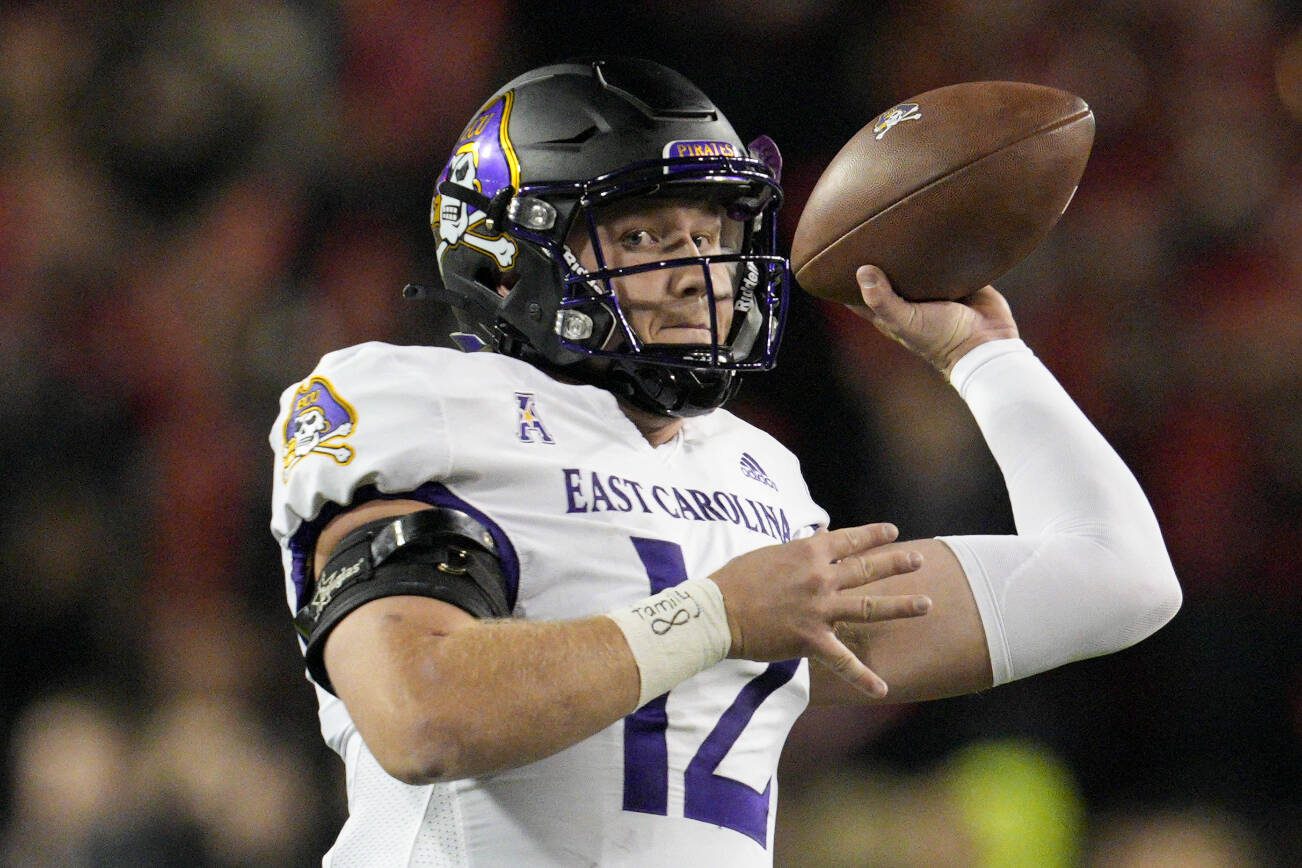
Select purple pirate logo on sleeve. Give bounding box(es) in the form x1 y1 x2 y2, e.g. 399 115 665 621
431 92 522 270
282 376 358 476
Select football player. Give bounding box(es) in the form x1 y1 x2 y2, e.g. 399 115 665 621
271 59 1181 866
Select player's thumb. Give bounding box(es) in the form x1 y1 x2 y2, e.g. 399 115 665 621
857 265 905 318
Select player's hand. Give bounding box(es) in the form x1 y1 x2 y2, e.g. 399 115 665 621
708 522 930 698
849 264 1019 379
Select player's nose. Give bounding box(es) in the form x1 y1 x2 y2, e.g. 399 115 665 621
665 260 710 302
661 232 707 296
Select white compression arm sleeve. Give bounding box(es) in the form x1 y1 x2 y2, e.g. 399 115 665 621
939 339 1181 686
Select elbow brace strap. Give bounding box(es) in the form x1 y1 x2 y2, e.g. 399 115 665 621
295 507 511 693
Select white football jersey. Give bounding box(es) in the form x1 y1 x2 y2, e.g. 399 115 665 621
270 343 829 867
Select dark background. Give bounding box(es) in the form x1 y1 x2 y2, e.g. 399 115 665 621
1 1 1297 864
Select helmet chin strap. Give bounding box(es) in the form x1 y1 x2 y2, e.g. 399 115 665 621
594 355 740 418
543 276 746 417
549 249 751 416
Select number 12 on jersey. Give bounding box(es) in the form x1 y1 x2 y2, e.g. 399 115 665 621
622 537 800 847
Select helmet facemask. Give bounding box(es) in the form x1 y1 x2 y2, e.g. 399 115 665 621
428 60 790 417
499 154 788 416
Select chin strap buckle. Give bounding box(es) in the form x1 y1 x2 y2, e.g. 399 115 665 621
482 185 516 235
438 181 516 238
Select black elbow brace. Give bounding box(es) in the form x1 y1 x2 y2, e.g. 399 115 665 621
294 507 511 693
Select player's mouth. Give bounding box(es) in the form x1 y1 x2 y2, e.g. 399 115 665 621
657 323 717 342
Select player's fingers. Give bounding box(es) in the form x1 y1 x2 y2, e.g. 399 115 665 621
827 592 932 623
832 547 923 589
857 265 909 318
823 522 899 563
811 632 888 698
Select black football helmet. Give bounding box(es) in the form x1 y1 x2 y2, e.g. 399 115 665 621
427 58 789 417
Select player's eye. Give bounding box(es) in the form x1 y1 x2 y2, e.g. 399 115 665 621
620 229 653 248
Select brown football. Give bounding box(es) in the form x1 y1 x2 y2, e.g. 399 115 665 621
791 81 1094 303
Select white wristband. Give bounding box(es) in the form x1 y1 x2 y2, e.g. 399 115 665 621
606 577 732 708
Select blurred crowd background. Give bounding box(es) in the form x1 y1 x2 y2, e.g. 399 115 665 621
0 0 1297 865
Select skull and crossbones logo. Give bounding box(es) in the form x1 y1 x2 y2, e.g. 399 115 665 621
436 146 518 268
873 103 923 140
291 407 352 463
282 378 358 476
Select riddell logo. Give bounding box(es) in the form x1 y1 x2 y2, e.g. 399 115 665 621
739 452 778 491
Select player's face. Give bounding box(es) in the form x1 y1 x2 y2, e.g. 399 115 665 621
570 198 741 346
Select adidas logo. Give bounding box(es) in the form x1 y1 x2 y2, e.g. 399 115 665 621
739 452 778 491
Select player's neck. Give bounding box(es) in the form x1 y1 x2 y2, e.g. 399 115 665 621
619 401 684 447
532 353 684 447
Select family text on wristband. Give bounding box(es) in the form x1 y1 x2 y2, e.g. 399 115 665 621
606 577 732 708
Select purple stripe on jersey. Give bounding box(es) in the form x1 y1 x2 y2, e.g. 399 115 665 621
623 537 689 815
622 694 670 815
286 482 520 612
288 501 351 611
629 536 689 596
683 659 800 846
